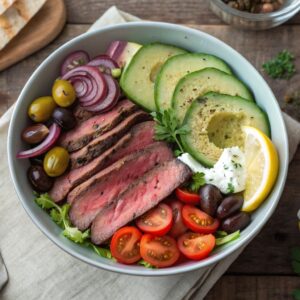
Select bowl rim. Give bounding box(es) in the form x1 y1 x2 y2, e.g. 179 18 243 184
7 21 289 276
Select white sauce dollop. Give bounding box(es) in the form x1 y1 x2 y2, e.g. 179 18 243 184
178 147 246 194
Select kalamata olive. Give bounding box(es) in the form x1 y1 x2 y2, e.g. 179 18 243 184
52 107 76 130
21 124 49 144
52 79 76 107
221 212 251 234
28 96 57 122
216 195 244 220
27 165 53 192
199 184 223 217
43 146 69 177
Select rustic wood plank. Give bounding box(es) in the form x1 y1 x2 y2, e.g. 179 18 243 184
65 0 300 25
0 23 299 277
204 275 300 300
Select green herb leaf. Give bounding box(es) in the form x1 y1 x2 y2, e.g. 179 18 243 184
293 289 300 300
151 109 189 153
262 50 296 80
189 172 206 193
227 182 235 194
35 193 59 210
63 227 90 244
174 149 184 157
90 243 115 260
50 208 63 227
137 259 156 269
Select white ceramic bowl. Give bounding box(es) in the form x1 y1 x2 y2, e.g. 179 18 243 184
8 22 289 276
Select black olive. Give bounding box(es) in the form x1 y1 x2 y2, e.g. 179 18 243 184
52 107 76 130
221 212 251 233
27 165 53 192
216 195 244 219
199 184 223 217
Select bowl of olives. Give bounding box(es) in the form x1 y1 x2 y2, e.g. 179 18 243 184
7 22 289 275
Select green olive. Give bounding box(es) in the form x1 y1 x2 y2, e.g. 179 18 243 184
43 146 69 177
28 96 56 122
52 79 76 107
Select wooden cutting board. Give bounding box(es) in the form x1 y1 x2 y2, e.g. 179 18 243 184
0 0 66 72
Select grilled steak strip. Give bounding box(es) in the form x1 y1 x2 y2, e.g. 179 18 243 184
70 110 150 169
69 142 173 230
49 121 156 203
60 100 138 152
91 159 192 245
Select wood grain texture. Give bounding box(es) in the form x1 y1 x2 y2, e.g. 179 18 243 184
0 0 66 71
64 0 300 25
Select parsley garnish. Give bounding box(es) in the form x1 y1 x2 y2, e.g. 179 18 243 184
151 109 189 156
188 172 206 193
231 160 242 169
262 50 296 80
35 193 90 244
227 182 235 194
291 247 300 299
137 259 156 268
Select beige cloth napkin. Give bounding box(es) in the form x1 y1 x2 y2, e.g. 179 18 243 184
0 6 299 300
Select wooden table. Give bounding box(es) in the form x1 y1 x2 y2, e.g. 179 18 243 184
1 1 299 299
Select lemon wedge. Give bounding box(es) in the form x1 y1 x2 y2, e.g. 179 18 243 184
242 126 279 212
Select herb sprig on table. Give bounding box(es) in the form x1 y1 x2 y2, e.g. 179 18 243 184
262 50 296 80
151 109 190 156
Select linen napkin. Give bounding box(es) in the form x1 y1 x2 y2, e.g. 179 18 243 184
0 6 299 300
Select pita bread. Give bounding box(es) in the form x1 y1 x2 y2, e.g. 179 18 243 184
0 0 46 51
0 0 16 15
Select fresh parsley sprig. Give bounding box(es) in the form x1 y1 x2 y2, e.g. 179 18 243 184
151 109 189 156
262 50 296 80
35 193 90 244
188 172 206 193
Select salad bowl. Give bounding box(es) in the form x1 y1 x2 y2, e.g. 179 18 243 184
7 21 289 276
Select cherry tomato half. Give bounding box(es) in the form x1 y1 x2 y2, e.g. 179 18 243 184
177 232 215 260
182 205 220 234
140 234 180 268
136 203 173 236
110 226 142 264
168 200 188 238
175 188 200 205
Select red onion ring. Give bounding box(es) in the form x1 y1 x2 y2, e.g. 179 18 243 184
60 51 90 76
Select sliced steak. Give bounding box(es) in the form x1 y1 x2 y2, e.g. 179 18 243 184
69 142 173 230
70 110 150 169
49 121 156 203
91 159 191 244
60 100 137 152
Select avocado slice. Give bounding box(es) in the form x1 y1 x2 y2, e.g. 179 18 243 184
172 68 254 124
181 92 270 167
120 43 186 112
155 53 232 111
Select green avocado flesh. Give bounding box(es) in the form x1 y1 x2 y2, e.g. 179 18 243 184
120 43 186 111
155 53 232 111
172 68 254 124
181 92 270 167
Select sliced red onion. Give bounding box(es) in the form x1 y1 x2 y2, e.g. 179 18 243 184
17 123 61 159
106 41 127 66
60 51 90 76
70 75 93 98
63 66 107 106
85 74 120 112
87 55 118 74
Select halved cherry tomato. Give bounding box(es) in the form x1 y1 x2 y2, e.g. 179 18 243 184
177 232 215 260
168 200 188 238
140 234 180 268
110 226 142 264
182 205 220 234
175 188 200 205
136 203 172 236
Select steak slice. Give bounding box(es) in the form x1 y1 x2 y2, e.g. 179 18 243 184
69 142 174 230
60 100 138 152
70 110 150 169
49 121 156 203
91 159 192 245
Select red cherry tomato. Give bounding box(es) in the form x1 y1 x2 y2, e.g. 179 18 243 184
182 205 220 234
168 200 188 238
175 188 200 205
136 203 172 236
177 232 215 260
110 226 142 264
140 234 180 268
